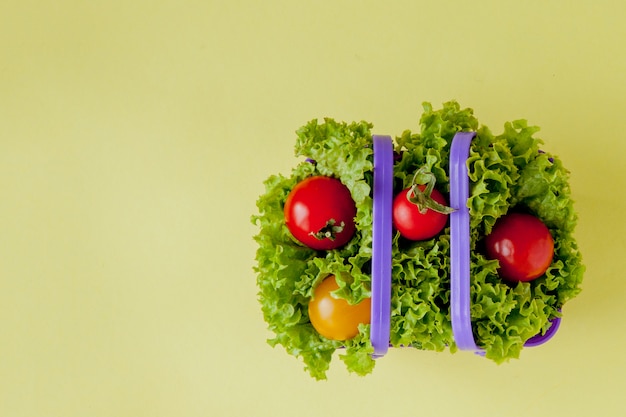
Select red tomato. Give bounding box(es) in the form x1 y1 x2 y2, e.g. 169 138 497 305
392 185 450 241
485 213 554 282
284 176 357 250
308 275 371 341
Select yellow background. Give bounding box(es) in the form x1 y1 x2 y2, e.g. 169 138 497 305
1 1 625 416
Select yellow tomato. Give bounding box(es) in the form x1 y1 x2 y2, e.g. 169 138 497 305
308 275 371 341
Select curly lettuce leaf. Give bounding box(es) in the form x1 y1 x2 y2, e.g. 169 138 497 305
389 234 453 351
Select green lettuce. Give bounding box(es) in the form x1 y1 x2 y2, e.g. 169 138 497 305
252 101 584 378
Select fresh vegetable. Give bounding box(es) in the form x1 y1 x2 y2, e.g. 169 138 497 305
284 176 357 250
392 167 454 241
393 184 450 241
308 275 372 340
253 101 584 379
485 212 555 282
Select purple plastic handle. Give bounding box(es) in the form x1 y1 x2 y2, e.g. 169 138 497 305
450 131 561 353
371 135 393 358
524 314 562 347
449 132 483 353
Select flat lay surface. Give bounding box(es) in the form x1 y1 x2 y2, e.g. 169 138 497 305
1 1 625 416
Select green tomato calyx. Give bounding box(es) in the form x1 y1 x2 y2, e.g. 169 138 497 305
310 219 345 241
407 167 456 215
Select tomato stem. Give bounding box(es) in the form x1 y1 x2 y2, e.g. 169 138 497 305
309 219 345 241
407 167 456 215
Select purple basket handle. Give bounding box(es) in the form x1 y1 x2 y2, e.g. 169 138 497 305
524 313 562 347
371 135 394 358
450 131 561 353
449 132 483 354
